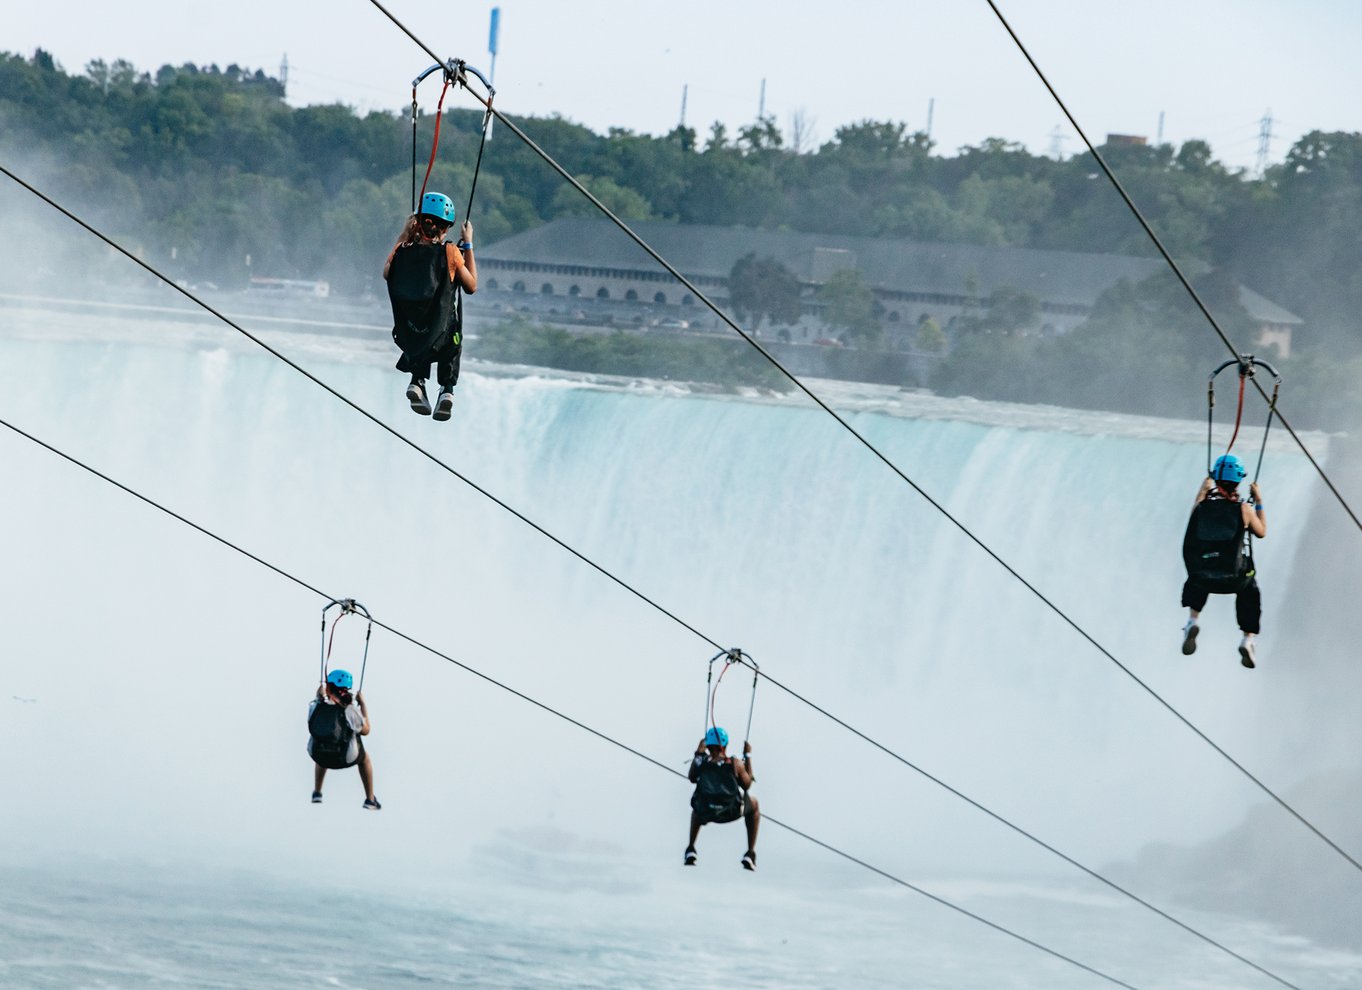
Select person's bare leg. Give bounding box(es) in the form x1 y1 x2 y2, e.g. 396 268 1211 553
357 752 376 802
688 812 702 849
744 796 761 853
314 764 326 793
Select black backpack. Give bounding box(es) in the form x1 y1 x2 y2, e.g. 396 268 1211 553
308 702 355 770
690 760 744 824
388 242 457 358
1183 497 1254 593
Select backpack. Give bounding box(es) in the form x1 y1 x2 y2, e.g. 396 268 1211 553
690 760 744 824
388 242 458 358
308 702 356 770
1183 497 1254 594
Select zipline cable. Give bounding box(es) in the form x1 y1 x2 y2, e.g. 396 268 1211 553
981 0 1362 536
353 5 1362 880
0 413 1148 990
0 168 1327 980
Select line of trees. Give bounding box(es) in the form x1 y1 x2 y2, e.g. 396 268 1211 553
3 50 1362 426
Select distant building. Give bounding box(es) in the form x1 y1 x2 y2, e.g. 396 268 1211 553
479 219 1300 357
249 276 330 298
1105 133 1149 147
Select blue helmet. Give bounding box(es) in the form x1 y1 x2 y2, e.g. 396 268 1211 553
419 192 456 224
327 668 354 690
1212 454 1246 484
704 726 729 748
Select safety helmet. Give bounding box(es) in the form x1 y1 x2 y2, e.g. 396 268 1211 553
704 726 729 748
327 668 354 690
1212 454 1246 484
419 192 456 224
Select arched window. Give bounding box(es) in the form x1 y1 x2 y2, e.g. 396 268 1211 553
541 283 554 295
625 289 639 301
653 291 667 304
512 280 526 293
569 285 581 297
888 310 901 323
681 294 694 306
486 278 500 290
596 286 610 299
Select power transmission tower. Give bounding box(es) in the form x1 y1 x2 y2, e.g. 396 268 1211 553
1255 109 1274 177
1048 125 1069 160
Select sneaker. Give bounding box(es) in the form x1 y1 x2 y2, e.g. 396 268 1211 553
741 850 756 872
311 791 323 804
363 797 382 811
1181 620 1200 656
432 386 454 421
406 380 432 416
683 847 697 866
1239 637 1257 670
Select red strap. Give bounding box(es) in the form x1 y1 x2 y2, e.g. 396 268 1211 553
1223 369 1246 456
708 661 733 733
326 610 348 663
417 80 452 206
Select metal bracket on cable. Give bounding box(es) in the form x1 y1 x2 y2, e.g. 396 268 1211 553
413 58 495 100
1210 353 1282 388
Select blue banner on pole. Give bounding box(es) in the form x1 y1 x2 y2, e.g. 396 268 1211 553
489 7 501 56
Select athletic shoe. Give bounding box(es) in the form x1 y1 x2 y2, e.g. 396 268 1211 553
406 380 432 416
311 791 323 804
1239 637 1257 669
432 386 454 421
741 850 756 872
363 797 382 811
1181 620 1200 656
684 848 697 866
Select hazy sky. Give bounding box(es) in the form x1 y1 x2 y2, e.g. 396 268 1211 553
8 0 1360 171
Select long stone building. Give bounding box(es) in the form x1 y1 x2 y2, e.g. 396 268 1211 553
479 218 1301 357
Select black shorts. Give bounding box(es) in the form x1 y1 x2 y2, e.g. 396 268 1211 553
693 792 752 825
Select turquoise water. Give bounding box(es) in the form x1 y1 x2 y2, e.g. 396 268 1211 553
4 857 1361 989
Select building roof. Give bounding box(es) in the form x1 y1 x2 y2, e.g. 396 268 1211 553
482 218 1302 324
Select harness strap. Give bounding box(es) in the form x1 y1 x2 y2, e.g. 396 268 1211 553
417 79 452 205
410 87 419 212
1223 367 1247 456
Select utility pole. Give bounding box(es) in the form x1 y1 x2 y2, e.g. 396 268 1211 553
279 53 288 95
679 83 688 128
926 97 935 140
1255 109 1274 177
1157 110 1165 145
758 78 766 120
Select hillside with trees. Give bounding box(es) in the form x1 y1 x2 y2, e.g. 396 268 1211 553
3 50 1361 426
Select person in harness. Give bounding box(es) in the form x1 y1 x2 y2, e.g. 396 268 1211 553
684 726 759 871
384 191 477 421
308 669 380 809
1181 454 1267 668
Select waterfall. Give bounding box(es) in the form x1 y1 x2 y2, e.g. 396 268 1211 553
1 302 1344 895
